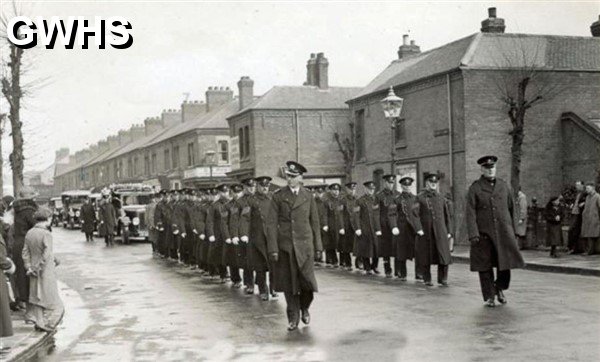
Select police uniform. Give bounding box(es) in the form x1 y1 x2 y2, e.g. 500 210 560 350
206 185 230 281
237 178 257 292
323 184 344 267
340 182 361 270
375 174 400 276
225 184 243 287
356 181 382 273
313 186 328 264
395 177 418 280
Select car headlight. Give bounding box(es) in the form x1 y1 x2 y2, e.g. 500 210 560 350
132 217 140 226
75 211 80 217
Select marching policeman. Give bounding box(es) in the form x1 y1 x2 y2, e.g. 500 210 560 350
413 172 453 286
323 184 344 268
340 182 361 270
206 184 230 283
313 186 328 265
267 161 323 331
237 178 257 294
357 181 382 274
376 174 400 277
193 190 208 272
201 188 219 277
466 156 525 307
395 176 418 281
225 184 244 288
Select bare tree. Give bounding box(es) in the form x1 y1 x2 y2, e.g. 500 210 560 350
333 122 355 182
0 112 5 197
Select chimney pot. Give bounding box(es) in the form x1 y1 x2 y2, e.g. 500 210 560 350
403 34 409 46
410 40 415 45
591 15 600 37
488 7 497 18
481 7 505 33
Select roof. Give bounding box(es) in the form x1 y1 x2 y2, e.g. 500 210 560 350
350 32 600 101
229 85 361 118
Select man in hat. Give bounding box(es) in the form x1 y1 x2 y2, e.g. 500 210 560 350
199 189 218 276
413 172 453 286
170 190 187 262
247 176 277 300
206 184 231 282
467 156 525 307
324 183 344 268
357 181 382 275
267 161 323 331
145 193 158 253
154 190 170 258
313 185 328 265
80 196 96 242
395 176 419 281
225 184 244 288
340 182 361 271
237 178 257 294
98 188 117 248
375 174 400 277
191 190 208 270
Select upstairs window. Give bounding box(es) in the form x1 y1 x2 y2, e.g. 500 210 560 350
218 140 229 163
355 109 365 160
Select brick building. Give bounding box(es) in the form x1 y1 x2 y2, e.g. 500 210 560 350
347 8 600 243
53 87 236 193
227 53 361 185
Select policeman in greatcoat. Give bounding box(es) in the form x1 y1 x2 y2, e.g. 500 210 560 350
323 184 344 267
80 197 96 242
225 184 244 288
192 190 207 270
267 161 323 331
154 190 170 258
237 178 257 293
395 176 418 281
357 181 382 274
171 190 187 262
201 188 218 276
206 184 230 282
246 176 277 300
375 174 400 277
340 182 361 270
467 156 525 307
98 189 117 247
413 172 453 286
313 186 328 265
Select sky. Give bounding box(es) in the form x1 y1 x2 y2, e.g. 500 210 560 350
0 0 598 185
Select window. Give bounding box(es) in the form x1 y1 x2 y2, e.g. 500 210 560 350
238 128 244 159
151 153 157 174
243 126 250 158
144 154 150 175
187 142 195 166
164 149 170 170
394 118 406 147
355 109 365 160
172 146 180 168
218 140 229 163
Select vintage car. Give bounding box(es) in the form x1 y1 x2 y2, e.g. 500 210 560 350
49 197 64 227
110 184 155 244
61 190 91 229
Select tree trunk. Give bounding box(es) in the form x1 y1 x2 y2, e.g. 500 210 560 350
0 114 4 198
510 126 524 194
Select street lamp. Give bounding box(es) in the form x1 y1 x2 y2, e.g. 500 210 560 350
380 86 404 174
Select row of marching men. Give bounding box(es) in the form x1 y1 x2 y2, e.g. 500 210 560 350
149 170 454 292
151 176 279 300
308 172 454 286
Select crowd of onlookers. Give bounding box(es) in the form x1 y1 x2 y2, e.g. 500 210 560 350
0 188 62 354
516 180 600 258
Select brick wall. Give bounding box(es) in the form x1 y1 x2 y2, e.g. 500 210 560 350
561 116 600 185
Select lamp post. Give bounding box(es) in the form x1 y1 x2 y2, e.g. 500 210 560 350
380 86 404 174
205 150 216 185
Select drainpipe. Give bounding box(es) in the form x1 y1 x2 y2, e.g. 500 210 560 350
446 74 454 192
295 110 300 162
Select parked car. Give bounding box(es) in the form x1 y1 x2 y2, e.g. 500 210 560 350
49 197 64 227
61 190 91 229
110 184 155 244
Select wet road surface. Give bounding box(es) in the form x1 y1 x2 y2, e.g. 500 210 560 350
31 228 600 361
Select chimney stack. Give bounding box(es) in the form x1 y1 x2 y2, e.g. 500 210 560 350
481 7 506 33
144 117 164 136
237 76 254 111
130 124 145 141
97 140 109 154
305 53 318 86
181 100 207 122
397 34 421 59
161 109 182 128
118 129 132 146
205 86 234 112
592 15 600 37
55 148 70 162
107 135 120 150
316 52 329 89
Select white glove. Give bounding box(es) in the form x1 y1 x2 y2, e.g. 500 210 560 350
4 258 15 275
193 229 198 234
200 234 206 240
159 227 164 231
417 230 424 236
375 230 382 236
232 237 239 245
322 226 329 232
241 236 249 243
173 230 179 235
339 229 345 235
392 227 400 236
209 235 215 242
447 233 452 239
181 233 187 238
355 229 362 237
225 238 232 244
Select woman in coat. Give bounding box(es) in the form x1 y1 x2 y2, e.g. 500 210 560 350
1 233 15 342
12 190 38 311
22 208 62 332
545 196 563 258
581 183 600 255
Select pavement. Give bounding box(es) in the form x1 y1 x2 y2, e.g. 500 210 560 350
5 228 600 361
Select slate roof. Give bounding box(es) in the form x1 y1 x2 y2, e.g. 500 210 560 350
229 86 361 118
350 32 600 101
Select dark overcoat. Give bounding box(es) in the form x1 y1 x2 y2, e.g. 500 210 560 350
315 196 328 249
200 202 214 264
413 190 452 266
356 194 381 258
323 195 344 251
1 235 14 337
206 198 229 266
395 192 418 261
248 193 276 272
581 192 600 238
545 203 563 246
267 187 323 294
80 203 96 234
236 194 253 268
98 200 117 237
12 199 37 303
223 199 241 266
376 188 399 258
192 200 207 263
466 177 525 271
340 194 360 253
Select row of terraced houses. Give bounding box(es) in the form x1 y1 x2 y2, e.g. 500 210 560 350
52 9 600 243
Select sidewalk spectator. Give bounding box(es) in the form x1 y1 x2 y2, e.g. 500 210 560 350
581 182 600 256
568 181 586 254
22 207 62 332
1 232 16 349
545 196 563 258
515 188 528 249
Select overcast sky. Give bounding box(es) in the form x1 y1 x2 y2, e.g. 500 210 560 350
0 0 598 181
